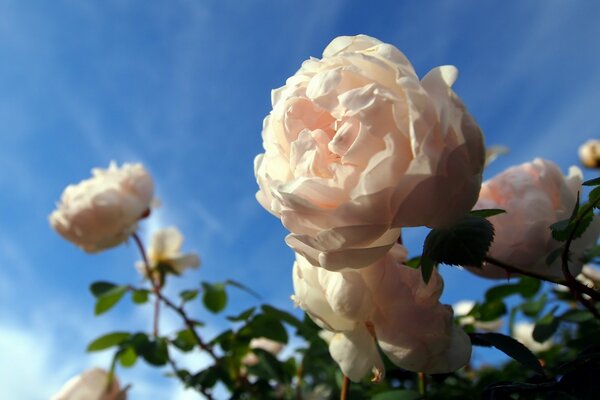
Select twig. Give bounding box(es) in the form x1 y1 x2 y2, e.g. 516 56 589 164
132 233 219 361
340 375 350 400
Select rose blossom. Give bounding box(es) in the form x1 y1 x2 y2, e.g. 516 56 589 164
468 158 600 280
579 139 600 169
51 368 124 400
292 244 471 380
512 322 553 353
255 34 485 271
136 227 200 278
49 162 154 253
242 337 285 366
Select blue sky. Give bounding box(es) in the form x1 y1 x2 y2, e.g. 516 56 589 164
1 1 600 398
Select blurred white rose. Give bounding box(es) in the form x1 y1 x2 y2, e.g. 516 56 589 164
51 368 124 400
453 300 502 332
468 158 600 280
292 244 471 380
50 162 154 253
255 34 485 271
136 227 200 278
242 337 285 366
579 139 600 169
512 322 553 353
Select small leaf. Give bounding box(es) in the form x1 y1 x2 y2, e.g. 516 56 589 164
172 329 198 352
422 215 494 268
179 289 199 302
202 283 227 314
405 256 421 269
533 310 560 343
226 307 256 322
583 177 600 186
469 209 506 218
90 281 118 298
137 337 169 366
478 300 507 321
241 314 288 344
420 255 436 284
246 348 286 382
131 289 149 304
118 346 137 368
470 332 545 376
87 332 131 352
95 286 128 315
521 294 547 317
372 390 422 400
560 309 594 323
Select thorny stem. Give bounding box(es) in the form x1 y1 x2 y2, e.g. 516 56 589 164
132 232 219 361
483 256 600 302
340 375 350 400
561 200 600 319
418 372 427 398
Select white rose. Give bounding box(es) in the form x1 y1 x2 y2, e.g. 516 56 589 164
453 300 503 332
292 244 471 380
512 322 553 353
50 162 154 253
51 368 124 400
468 158 600 280
255 34 485 271
136 227 200 278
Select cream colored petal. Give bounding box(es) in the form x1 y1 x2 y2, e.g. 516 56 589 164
328 324 384 382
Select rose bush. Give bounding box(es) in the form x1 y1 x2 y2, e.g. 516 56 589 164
468 158 600 280
49 162 154 253
51 368 124 400
292 244 471 380
255 34 485 271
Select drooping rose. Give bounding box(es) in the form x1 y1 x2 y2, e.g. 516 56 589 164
292 244 471 380
51 368 124 400
468 158 600 280
50 162 154 253
255 34 485 271
136 227 200 278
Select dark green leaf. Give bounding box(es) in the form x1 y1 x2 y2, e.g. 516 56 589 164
546 246 564 266
422 215 494 268
533 307 560 342
241 314 288 344
94 285 128 315
478 300 507 321
470 209 506 218
172 329 198 352
131 289 149 304
590 186 600 203
560 309 594 323
87 332 131 352
551 205 593 242
583 177 600 186
469 332 545 376
180 289 199 302
246 348 286 382
118 346 137 367
202 283 227 313
226 307 256 322
420 255 436 284
521 294 547 317
90 281 118 298
485 284 524 302
137 337 169 366
372 390 422 400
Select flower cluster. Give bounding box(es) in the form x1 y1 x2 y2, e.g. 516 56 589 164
255 34 484 379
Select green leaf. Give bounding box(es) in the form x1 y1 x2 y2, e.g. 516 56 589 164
131 289 149 304
372 390 422 400
589 186 600 203
94 285 128 315
202 283 227 314
118 346 137 368
137 337 169 366
405 256 421 269
422 215 494 268
420 255 436 284
521 294 547 317
241 314 288 344
478 300 507 321
583 177 600 186
533 310 560 343
87 332 131 352
484 278 541 301
469 332 545 376
246 348 286 382
469 209 506 218
560 309 594 323
546 246 564 266
172 329 198 352
226 307 256 322
551 205 593 242
90 281 118 298
225 279 261 299
179 289 199 302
